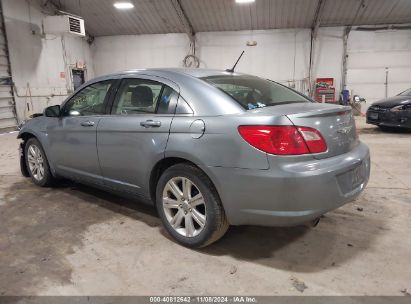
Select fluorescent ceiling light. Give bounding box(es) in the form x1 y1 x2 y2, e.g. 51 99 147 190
235 0 256 4
113 2 134 9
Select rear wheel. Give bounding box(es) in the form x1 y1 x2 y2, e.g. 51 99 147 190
156 163 229 248
25 138 55 187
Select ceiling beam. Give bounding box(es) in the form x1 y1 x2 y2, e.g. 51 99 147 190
308 0 327 96
311 0 327 40
170 0 195 43
349 0 366 29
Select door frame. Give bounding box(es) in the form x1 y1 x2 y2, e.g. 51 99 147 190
95 74 180 196
50 77 121 183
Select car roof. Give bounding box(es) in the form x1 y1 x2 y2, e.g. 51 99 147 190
103 68 244 79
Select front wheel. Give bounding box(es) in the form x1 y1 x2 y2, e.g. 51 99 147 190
156 163 229 248
25 138 55 187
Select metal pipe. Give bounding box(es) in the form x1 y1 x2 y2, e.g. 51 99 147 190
341 27 351 91
355 24 411 31
303 217 321 228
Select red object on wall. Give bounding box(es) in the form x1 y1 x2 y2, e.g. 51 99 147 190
315 78 335 103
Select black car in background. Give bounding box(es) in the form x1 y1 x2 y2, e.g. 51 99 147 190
366 88 411 130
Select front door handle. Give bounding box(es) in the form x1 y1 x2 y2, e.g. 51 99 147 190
140 120 161 128
80 121 95 127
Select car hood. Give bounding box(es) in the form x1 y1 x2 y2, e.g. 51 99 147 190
372 95 411 108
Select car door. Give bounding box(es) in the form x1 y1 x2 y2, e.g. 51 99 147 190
47 79 116 185
97 76 179 196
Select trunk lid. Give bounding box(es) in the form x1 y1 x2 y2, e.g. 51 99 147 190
249 103 358 159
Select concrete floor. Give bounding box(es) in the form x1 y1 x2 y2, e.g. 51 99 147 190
0 117 410 296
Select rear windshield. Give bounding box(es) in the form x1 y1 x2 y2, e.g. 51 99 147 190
202 75 310 110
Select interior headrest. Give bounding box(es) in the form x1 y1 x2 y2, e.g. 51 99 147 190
130 86 153 107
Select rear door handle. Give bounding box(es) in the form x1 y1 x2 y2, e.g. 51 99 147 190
80 121 95 127
140 120 161 128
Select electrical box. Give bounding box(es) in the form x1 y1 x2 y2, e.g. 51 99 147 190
43 15 85 37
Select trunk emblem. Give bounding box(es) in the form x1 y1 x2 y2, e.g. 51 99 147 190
337 125 352 134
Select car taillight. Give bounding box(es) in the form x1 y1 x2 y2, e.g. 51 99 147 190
238 125 327 155
296 126 327 153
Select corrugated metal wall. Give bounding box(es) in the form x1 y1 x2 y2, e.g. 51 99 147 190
0 2 17 130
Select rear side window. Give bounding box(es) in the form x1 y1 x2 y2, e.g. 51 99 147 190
175 96 193 114
157 86 178 114
202 75 309 110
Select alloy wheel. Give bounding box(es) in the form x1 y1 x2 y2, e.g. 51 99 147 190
162 177 207 237
27 144 45 181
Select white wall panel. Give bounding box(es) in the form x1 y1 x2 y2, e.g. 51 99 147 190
91 34 190 76
348 51 411 69
347 68 387 84
93 29 312 93
3 0 94 122
312 27 344 95
92 27 411 106
347 29 411 111
196 29 310 88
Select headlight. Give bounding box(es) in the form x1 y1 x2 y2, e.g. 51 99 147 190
390 105 405 112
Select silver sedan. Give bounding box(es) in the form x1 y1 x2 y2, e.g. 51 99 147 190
18 69 370 248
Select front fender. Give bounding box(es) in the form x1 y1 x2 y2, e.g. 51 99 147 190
17 117 45 140
17 117 57 175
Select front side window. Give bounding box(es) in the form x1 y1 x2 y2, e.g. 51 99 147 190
202 75 310 110
113 79 164 114
62 80 113 116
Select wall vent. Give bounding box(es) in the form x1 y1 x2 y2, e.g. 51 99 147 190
43 15 85 37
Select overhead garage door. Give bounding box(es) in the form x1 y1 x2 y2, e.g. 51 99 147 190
0 3 17 130
346 30 411 112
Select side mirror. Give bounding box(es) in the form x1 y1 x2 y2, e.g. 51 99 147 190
44 105 61 117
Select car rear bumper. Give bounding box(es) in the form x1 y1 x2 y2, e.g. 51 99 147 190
205 142 370 227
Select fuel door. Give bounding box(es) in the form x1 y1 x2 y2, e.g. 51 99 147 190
189 119 205 139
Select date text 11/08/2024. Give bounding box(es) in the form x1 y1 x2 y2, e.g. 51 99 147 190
149 296 257 303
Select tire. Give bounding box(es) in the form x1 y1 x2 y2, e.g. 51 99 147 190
24 138 55 187
156 163 229 248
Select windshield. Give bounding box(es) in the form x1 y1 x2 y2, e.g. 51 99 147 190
399 88 411 96
202 75 310 110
